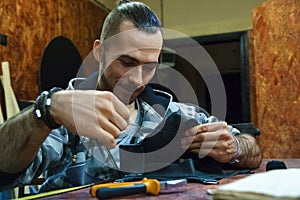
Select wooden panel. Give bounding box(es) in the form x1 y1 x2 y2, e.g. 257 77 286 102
252 0 300 158
0 0 107 101
247 30 258 126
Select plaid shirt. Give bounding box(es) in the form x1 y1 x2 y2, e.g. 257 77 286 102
1 79 239 192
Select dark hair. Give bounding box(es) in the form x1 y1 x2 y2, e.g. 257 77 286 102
100 0 161 41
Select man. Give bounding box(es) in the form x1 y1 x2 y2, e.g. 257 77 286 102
0 0 261 193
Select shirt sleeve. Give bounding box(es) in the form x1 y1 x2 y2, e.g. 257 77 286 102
0 127 71 191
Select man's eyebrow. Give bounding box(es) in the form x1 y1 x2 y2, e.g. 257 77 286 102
118 54 158 64
118 55 139 63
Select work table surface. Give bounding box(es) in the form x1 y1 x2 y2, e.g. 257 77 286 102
38 159 300 200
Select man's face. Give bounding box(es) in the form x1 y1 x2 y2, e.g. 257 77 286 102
98 21 163 104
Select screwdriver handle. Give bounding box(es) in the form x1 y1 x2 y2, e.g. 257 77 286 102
90 178 160 198
96 184 146 199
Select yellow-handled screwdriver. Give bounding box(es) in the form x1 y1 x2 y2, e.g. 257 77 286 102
90 178 187 199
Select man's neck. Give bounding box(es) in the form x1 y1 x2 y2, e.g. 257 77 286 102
127 101 136 111
127 101 137 124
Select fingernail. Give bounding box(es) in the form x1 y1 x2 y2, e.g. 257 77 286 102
180 138 187 146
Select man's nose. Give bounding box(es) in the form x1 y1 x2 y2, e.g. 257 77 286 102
128 65 144 85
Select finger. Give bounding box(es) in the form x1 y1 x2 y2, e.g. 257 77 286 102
185 124 207 136
181 137 217 150
94 129 117 149
206 122 228 132
190 148 212 158
184 122 227 136
181 131 219 148
187 122 228 136
111 94 130 121
108 109 129 131
196 131 221 141
204 121 228 132
183 131 220 145
181 135 197 147
188 141 218 150
97 116 122 139
97 92 129 130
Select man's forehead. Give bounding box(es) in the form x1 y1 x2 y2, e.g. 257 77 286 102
111 20 162 46
103 28 163 59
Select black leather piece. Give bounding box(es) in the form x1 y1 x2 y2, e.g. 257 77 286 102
140 112 197 153
119 111 228 177
120 112 199 170
116 158 251 185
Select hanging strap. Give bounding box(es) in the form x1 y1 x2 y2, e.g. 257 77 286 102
1 61 20 119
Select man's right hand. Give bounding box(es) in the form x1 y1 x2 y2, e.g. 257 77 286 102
50 90 130 149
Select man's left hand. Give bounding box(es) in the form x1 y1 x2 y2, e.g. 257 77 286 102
180 121 238 163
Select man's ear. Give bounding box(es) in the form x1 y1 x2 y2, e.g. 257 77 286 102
93 39 102 61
